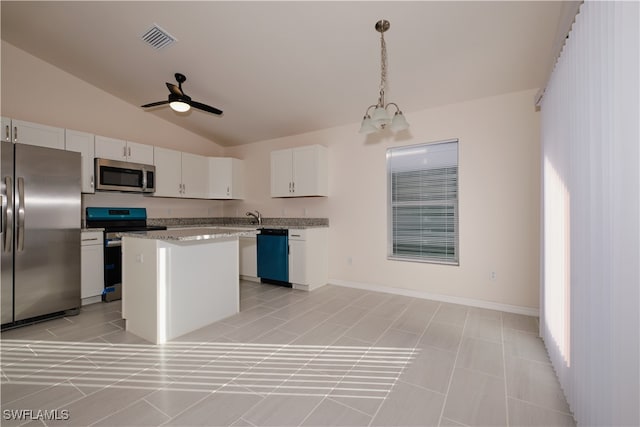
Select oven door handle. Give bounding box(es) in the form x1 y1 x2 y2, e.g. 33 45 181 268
105 239 122 248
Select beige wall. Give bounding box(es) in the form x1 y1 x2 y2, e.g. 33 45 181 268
1 41 223 156
1 41 225 217
225 89 541 310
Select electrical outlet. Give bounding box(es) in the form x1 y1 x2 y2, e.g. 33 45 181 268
490 271 497 280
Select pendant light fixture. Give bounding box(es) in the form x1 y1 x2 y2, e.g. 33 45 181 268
359 20 409 134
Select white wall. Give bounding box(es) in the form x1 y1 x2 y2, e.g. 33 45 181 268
225 89 541 310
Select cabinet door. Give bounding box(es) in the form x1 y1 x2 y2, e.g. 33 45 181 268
81 245 104 298
289 239 306 285
12 120 65 150
181 153 209 199
65 130 95 193
239 236 258 278
1 117 12 142
270 149 293 197
153 147 182 197
126 141 154 164
209 157 232 199
95 135 127 161
293 145 328 196
230 158 245 199
81 231 104 299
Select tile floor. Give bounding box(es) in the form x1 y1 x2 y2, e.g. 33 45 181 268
0 281 575 426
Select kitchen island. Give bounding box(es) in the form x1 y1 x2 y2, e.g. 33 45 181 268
120 228 258 344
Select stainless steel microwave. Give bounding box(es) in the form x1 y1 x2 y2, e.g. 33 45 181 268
95 158 156 193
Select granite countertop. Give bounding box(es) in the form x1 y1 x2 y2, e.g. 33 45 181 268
119 227 258 242
148 217 329 229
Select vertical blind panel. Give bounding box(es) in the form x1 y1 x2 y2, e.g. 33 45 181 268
541 1 639 426
388 141 459 263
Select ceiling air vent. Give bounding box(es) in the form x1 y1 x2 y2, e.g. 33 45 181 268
141 24 176 50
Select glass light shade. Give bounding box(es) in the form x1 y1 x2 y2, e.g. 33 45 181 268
170 101 191 112
359 116 378 134
370 106 391 128
390 111 409 131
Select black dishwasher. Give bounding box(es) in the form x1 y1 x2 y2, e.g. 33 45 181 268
256 228 291 287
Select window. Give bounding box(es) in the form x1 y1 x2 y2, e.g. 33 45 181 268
387 139 459 264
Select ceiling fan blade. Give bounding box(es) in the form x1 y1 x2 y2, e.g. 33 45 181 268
166 82 183 96
141 100 170 108
189 100 223 115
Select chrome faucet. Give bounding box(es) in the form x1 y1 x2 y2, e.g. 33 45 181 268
246 210 262 225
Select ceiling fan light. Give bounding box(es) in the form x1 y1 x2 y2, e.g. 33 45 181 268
170 101 190 112
370 106 391 128
390 111 409 132
359 116 378 134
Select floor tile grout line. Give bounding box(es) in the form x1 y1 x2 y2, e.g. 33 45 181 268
142 396 173 420
507 395 576 417
501 312 511 427
362 300 416 427
436 305 469 427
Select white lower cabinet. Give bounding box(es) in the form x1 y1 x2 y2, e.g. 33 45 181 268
239 235 258 279
288 228 328 291
81 231 104 304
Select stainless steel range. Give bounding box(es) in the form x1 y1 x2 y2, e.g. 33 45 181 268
85 207 166 301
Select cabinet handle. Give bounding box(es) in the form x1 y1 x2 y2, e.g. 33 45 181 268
292 182 295 193
123 146 127 158
291 234 301 238
4 125 9 141
82 237 99 242
90 175 94 189
227 186 230 195
128 147 131 157
13 127 17 142
289 182 292 193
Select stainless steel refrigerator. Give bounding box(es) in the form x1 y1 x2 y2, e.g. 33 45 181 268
1 141 81 326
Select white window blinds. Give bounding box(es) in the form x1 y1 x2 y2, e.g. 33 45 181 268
387 140 459 264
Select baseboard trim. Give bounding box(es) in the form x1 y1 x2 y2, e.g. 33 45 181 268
328 278 539 317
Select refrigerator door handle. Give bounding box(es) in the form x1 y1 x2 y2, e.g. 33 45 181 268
3 176 12 252
17 177 25 252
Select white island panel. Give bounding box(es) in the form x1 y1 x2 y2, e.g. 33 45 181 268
165 237 239 341
122 237 159 343
122 228 247 344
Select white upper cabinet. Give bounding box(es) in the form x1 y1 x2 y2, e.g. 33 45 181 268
209 157 244 199
65 129 95 193
153 147 182 198
181 152 209 199
153 147 209 199
271 145 328 197
95 136 154 164
10 119 65 150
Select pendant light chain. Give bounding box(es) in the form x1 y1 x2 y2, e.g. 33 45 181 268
379 31 387 102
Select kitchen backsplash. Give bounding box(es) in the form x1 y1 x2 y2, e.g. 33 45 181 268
148 217 329 228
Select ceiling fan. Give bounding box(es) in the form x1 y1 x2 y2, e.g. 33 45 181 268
141 73 223 115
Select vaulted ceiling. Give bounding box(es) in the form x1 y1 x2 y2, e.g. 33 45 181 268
1 1 571 146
